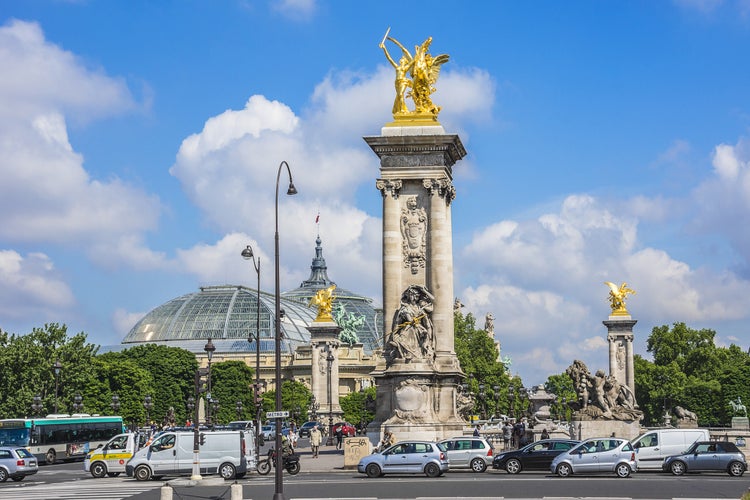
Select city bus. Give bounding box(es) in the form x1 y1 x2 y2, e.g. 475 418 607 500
0 415 125 464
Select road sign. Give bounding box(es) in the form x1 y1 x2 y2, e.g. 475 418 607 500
267 411 289 418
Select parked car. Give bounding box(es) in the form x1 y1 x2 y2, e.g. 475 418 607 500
438 436 494 472
493 439 580 474
0 446 39 482
299 421 323 438
333 422 356 437
631 428 709 470
357 441 449 478
662 441 747 476
550 437 637 478
261 425 275 441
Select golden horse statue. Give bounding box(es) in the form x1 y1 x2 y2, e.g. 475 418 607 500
604 281 636 315
310 284 336 322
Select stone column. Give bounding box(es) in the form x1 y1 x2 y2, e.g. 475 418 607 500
376 179 403 335
604 316 637 395
308 321 343 418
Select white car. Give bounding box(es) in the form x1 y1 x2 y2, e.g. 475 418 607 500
261 425 275 441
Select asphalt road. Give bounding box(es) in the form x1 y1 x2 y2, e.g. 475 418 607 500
1 461 748 500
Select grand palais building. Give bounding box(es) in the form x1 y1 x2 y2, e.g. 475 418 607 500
120 236 382 397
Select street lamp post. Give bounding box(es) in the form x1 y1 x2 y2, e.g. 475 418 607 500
110 394 120 415
493 385 500 419
204 338 216 427
72 394 83 413
52 359 62 414
273 160 297 500
325 348 335 446
479 383 487 420
143 395 153 428
308 394 319 421
241 243 263 460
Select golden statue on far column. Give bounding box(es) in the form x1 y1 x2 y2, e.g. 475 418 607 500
310 284 336 322
379 28 449 123
604 281 636 315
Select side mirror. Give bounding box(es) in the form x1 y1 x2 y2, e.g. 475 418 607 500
97 443 104 449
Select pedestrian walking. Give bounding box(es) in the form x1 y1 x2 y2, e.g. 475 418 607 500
310 425 322 458
502 421 512 450
335 425 344 450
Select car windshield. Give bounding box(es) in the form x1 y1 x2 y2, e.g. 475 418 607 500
15 448 34 458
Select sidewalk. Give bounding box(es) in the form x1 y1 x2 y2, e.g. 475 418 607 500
292 442 352 473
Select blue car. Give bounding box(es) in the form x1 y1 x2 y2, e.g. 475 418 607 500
358 440 449 478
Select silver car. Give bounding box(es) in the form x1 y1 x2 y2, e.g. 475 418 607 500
438 436 494 472
551 437 637 478
0 446 38 482
663 441 746 476
357 440 449 478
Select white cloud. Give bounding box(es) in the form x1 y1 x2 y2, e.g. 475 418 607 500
270 0 317 21
0 250 75 321
0 20 162 259
112 308 146 339
459 190 750 383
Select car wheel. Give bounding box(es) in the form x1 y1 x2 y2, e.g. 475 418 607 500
615 463 631 478
134 465 152 481
505 458 522 474
424 462 441 478
11 476 24 482
670 460 686 476
365 463 382 478
219 462 236 480
470 457 487 473
90 461 107 478
556 462 572 478
0 468 8 482
45 449 56 465
728 461 745 477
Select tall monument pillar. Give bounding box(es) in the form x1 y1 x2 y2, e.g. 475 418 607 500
603 282 637 395
365 32 467 442
307 286 343 426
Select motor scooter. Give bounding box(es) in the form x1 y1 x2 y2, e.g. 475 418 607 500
257 447 300 475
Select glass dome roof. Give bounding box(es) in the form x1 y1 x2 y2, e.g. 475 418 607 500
121 237 383 355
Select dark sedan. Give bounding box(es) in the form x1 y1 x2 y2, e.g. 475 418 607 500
493 439 579 474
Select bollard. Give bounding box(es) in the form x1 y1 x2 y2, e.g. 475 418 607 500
230 481 243 500
160 484 173 500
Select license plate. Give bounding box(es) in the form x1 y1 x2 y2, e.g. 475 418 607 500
29 461 37 466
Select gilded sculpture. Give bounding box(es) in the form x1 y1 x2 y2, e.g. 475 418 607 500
310 284 336 322
604 281 636 315
379 28 449 122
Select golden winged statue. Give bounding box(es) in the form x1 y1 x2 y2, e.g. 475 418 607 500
604 281 636 315
379 29 449 122
310 284 336 322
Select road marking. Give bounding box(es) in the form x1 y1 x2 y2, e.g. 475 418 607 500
0 479 160 500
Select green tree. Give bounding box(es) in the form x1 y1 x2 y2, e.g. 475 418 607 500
544 373 576 420
0 324 98 418
260 380 312 425
454 311 512 418
340 386 376 428
210 360 255 424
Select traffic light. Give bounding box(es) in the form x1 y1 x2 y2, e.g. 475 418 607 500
199 433 206 446
195 368 209 394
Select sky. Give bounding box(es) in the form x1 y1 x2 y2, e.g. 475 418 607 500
1 0 750 386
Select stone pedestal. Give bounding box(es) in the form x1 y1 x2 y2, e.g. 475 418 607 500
604 316 636 394
364 125 467 445
574 419 642 441
732 417 749 429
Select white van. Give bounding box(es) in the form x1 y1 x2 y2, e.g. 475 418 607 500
126 431 247 480
631 428 710 469
84 432 139 478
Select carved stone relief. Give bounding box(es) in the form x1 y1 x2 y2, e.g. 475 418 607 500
400 196 427 274
384 284 435 366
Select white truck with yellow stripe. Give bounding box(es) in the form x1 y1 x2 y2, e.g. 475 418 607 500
84 432 137 478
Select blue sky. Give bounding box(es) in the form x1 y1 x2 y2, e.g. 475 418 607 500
1 0 749 386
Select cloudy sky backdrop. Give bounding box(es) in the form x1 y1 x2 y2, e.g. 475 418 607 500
1 0 749 384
